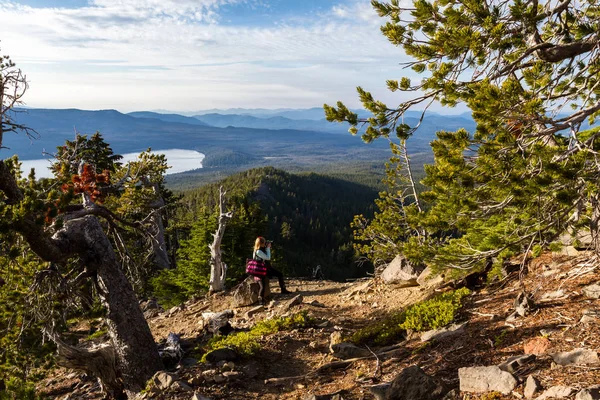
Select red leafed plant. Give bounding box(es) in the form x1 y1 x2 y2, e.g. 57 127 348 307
62 163 111 203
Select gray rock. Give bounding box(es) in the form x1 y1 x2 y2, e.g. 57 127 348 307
387 365 447 400
245 305 264 318
280 294 303 312
524 375 541 399
458 366 517 394
329 331 344 352
205 348 238 363
540 289 567 301
381 255 425 284
232 276 261 307
552 348 599 366
171 381 193 392
331 342 371 360
583 283 600 299
212 374 227 384
416 267 444 289
201 310 234 334
421 323 467 343
576 386 600 400
536 386 575 400
498 354 536 374
581 309 600 324
223 371 242 380
151 371 176 391
514 292 536 317
369 383 391 400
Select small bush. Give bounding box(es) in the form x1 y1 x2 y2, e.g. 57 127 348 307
350 288 471 346
201 311 314 361
0 377 41 400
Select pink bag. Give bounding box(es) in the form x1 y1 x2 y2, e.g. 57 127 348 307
246 258 267 276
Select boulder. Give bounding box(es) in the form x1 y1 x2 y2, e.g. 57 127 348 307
387 365 447 400
583 283 600 300
536 386 575 400
416 267 444 289
232 277 261 307
552 348 599 366
576 386 600 400
458 366 517 394
524 375 541 399
150 371 176 391
331 343 371 360
201 310 234 335
381 255 424 285
205 348 238 364
421 323 466 343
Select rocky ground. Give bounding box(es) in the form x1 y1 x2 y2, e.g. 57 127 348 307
40 250 600 400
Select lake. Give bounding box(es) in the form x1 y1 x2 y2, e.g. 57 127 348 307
19 149 205 179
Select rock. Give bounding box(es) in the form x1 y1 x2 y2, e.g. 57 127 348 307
223 371 242 380
189 376 204 386
191 393 212 400
205 348 238 363
420 322 466 342
381 255 425 284
143 308 161 319
581 309 600 324
309 300 326 308
540 289 568 301
536 386 575 400
221 361 235 372
171 381 193 392
331 343 371 360
458 366 517 394
159 332 184 369
369 383 391 400
180 358 198 367
416 267 444 289
442 389 460 400
344 280 372 297
524 375 541 399
329 331 344 352
151 371 177 391
523 337 551 355
552 348 599 366
514 292 536 317
168 305 183 316
576 386 600 400
140 299 160 311
498 354 536 373
583 283 600 299
201 310 234 335
280 295 303 312
212 374 227 384
387 365 447 400
232 276 261 307
245 305 264 318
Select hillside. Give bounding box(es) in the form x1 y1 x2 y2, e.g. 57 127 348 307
39 249 600 400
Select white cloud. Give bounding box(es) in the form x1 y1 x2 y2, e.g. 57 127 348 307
0 0 419 110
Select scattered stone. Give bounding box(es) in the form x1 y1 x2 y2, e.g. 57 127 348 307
583 283 600 299
171 381 193 392
329 331 344 352
581 309 600 324
498 354 536 373
150 371 176 391
539 328 560 337
416 267 444 289
558 246 580 257
552 348 599 366
576 386 600 400
308 300 326 308
189 376 204 386
524 337 551 355
387 365 447 400
536 386 575 400
421 322 466 343
316 320 329 328
344 280 372 297
201 310 234 335
524 375 542 399
280 295 303 312
540 290 568 302
140 299 160 311
245 305 264 318
180 358 198 367
168 305 183 316
212 374 227 384
514 292 536 317
232 276 261 307
221 361 235 372
191 393 212 400
331 343 371 360
223 371 242 380
369 383 391 400
205 348 238 364
381 255 425 285
442 389 460 400
458 366 517 394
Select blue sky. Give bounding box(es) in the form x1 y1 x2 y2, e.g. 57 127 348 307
0 0 437 112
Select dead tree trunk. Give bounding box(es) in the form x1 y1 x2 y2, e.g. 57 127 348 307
142 177 170 270
209 186 233 294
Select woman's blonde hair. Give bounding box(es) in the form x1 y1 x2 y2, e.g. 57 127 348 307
254 237 265 251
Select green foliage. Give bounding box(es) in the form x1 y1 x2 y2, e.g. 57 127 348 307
350 289 470 346
201 311 314 360
400 288 471 331
0 377 42 400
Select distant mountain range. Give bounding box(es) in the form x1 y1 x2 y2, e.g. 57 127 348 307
2 108 476 174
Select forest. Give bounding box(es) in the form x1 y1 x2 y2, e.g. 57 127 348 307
2 0 600 398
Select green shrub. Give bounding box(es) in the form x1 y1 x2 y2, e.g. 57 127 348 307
350 288 471 346
201 311 314 361
399 287 471 332
0 377 42 400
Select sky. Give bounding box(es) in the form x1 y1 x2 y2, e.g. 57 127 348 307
0 0 445 113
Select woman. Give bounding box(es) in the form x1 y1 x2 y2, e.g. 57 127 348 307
253 237 290 302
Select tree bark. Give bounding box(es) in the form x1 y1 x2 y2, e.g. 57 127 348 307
209 186 233 293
